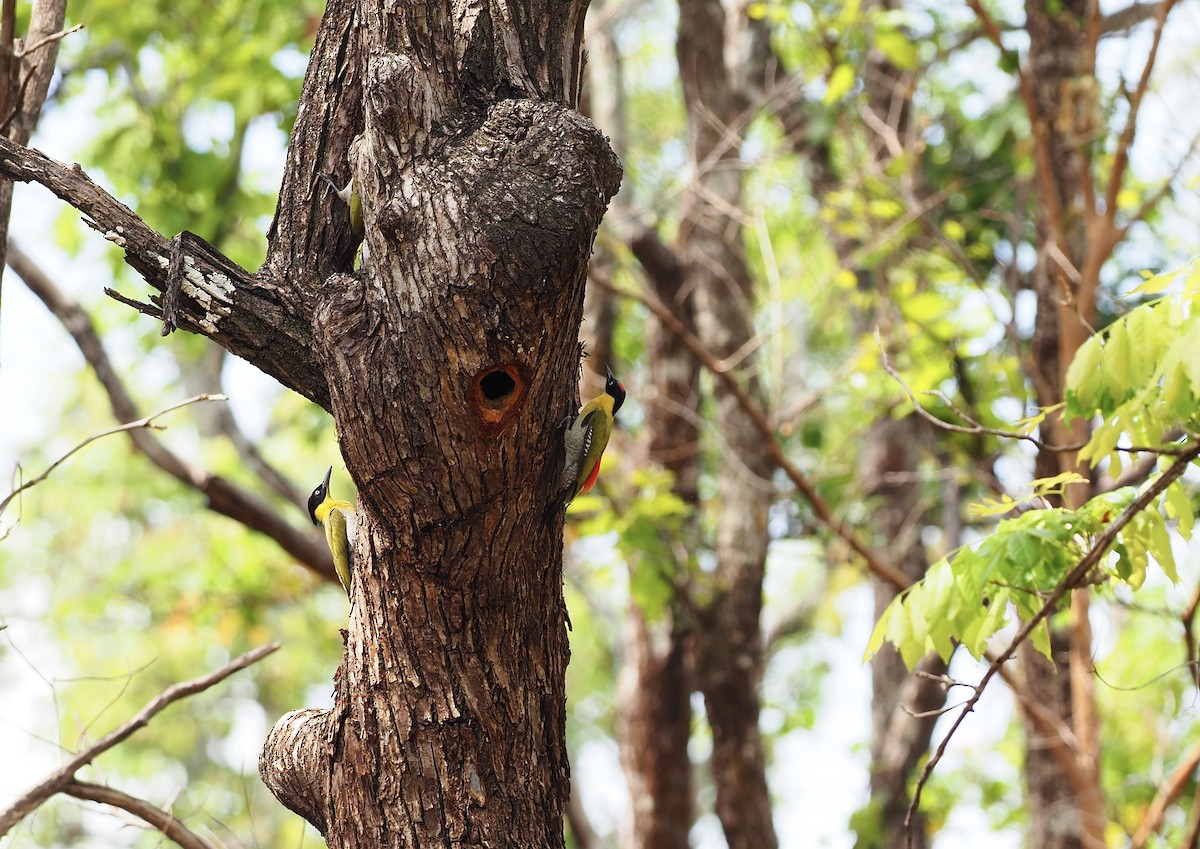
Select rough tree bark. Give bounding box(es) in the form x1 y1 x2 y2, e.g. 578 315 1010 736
860 417 947 849
0 0 66 280
0 0 622 845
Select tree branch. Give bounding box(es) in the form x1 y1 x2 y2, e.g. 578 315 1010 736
0 137 328 406
7 242 340 583
1129 736 1200 848
906 440 1200 844
1102 2 1167 35
1103 0 1178 231
64 781 217 849
0 642 280 837
597 274 910 591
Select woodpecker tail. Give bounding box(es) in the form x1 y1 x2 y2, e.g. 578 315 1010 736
542 487 570 524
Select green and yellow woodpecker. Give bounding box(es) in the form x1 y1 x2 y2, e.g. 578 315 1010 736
319 173 364 269
553 365 626 513
307 466 355 595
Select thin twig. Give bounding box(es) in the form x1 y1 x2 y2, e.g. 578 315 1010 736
1120 122 1200 234
64 781 217 849
1104 0 1178 230
0 394 227 518
1183 584 1200 690
0 642 280 837
905 440 1200 846
16 23 84 58
876 334 1084 453
9 243 338 581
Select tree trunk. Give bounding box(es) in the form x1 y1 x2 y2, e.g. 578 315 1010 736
616 227 701 849
0 0 619 835
860 416 946 849
676 1 777 847
253 0 621 846
1024 2 1105 845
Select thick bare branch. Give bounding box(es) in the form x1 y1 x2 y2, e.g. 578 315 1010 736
64 781 217 849
9 0 68 142
1130 738 1200 849
0 0 67 332
0 643 280 837
1102 1 1168 35
0 138 327 406
7 242 340 583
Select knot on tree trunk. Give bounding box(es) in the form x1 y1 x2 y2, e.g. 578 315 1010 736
260 707 341 834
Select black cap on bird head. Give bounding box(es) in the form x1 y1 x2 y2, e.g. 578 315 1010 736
604 364 626 414
307 466 333 525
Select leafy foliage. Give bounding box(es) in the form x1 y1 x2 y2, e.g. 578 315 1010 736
870 265 1200 669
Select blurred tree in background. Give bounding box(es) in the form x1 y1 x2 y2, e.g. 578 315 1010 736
2 0 1200 847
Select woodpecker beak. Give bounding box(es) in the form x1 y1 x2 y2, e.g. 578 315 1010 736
323 466 333 491
605 364 615 380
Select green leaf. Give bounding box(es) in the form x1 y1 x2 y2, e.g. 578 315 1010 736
1126 267 1183 296
825 64 857 104
865 598 896 661
1165 482 1195 540
1065 335 1103 416
1144 509 1178 582
1029 618 1052 660
874 29 918 70
1103 320 1132 392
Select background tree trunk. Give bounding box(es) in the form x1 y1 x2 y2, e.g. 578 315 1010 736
676 1 777 847
1024 1 1105 844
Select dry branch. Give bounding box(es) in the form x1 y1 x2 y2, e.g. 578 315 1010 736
0 137 326 406
1130 738 1200 849
7 243 339 582
64 781 217 849
0 642 279 837
1104 0 1178 230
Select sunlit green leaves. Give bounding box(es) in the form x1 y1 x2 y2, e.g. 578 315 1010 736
1067 262 1200 470
866 474 1196 668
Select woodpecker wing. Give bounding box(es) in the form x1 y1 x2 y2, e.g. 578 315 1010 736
324 504 355 596
572 405 614 499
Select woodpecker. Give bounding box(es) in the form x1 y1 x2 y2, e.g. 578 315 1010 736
319 173 364 270
551 365 626 516
307 466 355 596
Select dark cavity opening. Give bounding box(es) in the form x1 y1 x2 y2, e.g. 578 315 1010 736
480 369 516 401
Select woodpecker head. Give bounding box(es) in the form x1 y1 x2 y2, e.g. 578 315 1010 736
307 466 333 525
605 364 626 414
